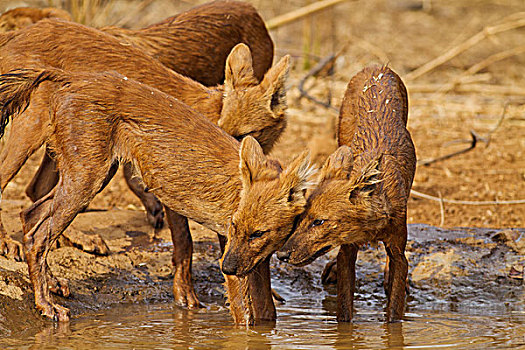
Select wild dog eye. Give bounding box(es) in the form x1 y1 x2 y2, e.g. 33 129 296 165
312 219 325 227
249 230 268 240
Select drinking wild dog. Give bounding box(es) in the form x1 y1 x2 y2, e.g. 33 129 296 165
0 19 288 308
0 67 314 323
0 7 71 32
7 0 274 216
278 66 416 322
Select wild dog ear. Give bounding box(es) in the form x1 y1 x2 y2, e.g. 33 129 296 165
239 136 267 190
225 43 257 91
261 55 290 118
319 145 354 182
280 151 317 206
349 155 382 201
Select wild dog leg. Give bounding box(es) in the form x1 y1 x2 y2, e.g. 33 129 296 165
24 166 108 321
25 148 58 202
384 224 408 322
247 256 276 323
20 188 70 297
0 103 49 261
336 243 358 322
165 207 201 308
124 162 164 229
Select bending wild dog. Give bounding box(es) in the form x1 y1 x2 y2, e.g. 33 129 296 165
9 0 274 212
9 1 274 210
0 7 71 32
277 66 416 322
0 20 288 308
0 67 315 323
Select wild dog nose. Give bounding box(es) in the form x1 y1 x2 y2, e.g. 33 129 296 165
221 262 238 276
221 252 238 275
276 250 290 262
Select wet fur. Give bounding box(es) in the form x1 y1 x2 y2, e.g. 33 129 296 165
280 66 416 322
0 68 308 324
0 18 288 315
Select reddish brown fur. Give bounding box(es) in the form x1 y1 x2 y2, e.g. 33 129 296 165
1 0 274 218
0 7 71 32
102 0 274 86
0 19 288 309
0 68 312 323
279 66 416 322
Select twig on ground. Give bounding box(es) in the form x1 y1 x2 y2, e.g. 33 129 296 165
484 102 509 146
298 45 348 111
438 191 445 227
405 13 525 81
418 130 478 166
441 102 508 147
266 0 355 30
438 46 525 94
410 190 525 205
408 83 525 96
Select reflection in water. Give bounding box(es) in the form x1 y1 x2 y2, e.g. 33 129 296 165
1 303 524 349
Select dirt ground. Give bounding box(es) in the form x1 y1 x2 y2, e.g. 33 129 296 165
0 0 524 334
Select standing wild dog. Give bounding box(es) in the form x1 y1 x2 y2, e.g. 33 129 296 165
0 20 288 310
0 68 315 323
0 0 272 85
102 0 273 86
6 0 274 212
277 66 416 322
7 1 274 207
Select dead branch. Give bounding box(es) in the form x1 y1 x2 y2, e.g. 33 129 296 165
298 46 348 111
442 102 508 148
438 46 525 95
438 191 445 227
266 0 355 30
405 13 525 81
418 130 477 166
408 83 525 96
410 189 525 205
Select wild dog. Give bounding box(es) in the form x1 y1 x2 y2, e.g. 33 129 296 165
5 1 274 210
0 20 288 309
277 66 416 322
0 67 315 323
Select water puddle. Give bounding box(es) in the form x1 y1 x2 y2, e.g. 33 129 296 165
2 284 523 349
1 224 522 348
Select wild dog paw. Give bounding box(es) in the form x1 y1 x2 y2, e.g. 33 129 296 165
145 200 165 229
321 259 337 285
39 301 70 322
173 284 203 309
0 235 24 261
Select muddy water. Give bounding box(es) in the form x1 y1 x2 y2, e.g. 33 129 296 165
1 299 523 349
2 280 524 349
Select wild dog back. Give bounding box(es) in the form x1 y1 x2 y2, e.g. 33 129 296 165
102 0 274 86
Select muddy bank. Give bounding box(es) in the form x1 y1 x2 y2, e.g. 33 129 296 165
1 204 523 335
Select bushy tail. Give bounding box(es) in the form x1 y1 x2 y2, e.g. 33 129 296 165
0 67 68 138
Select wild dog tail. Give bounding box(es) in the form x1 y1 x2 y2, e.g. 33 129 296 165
0 67 68 138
